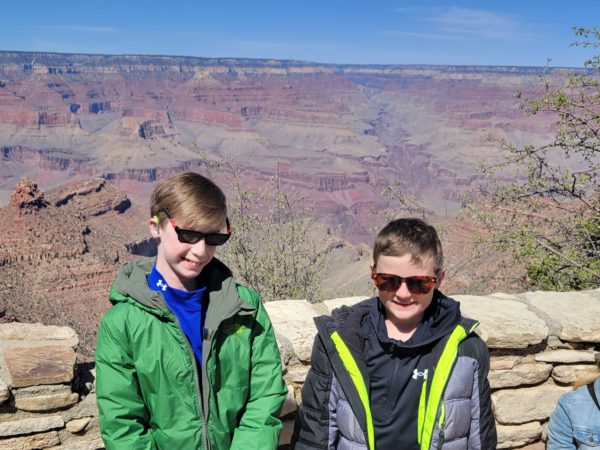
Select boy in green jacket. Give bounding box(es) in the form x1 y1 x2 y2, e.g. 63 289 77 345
96 172 287 450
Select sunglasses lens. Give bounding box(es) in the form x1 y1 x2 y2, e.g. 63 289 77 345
372 274 435 294
176 229 202 244
177 229 230 246
406 277 435 294
373 274 400 292
205 233 231 246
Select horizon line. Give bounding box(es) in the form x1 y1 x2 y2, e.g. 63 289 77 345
0 49 587 71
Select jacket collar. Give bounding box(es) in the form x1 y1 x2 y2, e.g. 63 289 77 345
370 290 462 349
110 257 256 324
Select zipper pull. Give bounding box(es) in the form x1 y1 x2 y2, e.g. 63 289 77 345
203 328 214 341
437 430 445 450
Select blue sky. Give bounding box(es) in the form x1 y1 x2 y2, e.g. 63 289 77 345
1 1 599 67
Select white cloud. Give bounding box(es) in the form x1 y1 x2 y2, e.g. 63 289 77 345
391 6 534 41
35 25 118 34
434 7 529 40
381 30 465 41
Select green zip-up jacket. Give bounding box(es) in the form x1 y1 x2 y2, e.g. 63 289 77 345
96 257 287 450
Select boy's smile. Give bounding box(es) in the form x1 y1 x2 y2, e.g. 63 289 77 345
183 258 204 268
374 254 444 341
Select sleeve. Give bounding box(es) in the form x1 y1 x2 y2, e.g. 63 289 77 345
465 336 497 450
547 396 576 450
292 333 336 450
96 306 157 450
229 293 288 450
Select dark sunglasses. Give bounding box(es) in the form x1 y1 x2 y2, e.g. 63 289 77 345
371 272 437 295
159 209 231 246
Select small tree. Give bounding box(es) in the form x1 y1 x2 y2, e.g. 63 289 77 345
467 27 600 290
380 182 430 221
191 144 330 301
219 168 330 302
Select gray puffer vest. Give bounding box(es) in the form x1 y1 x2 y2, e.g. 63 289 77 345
293 296 497 450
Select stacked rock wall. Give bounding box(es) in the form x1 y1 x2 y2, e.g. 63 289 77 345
0 324 100 449
0 289 598 449
267 289 600 449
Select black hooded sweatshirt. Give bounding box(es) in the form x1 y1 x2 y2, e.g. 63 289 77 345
363 290 461 450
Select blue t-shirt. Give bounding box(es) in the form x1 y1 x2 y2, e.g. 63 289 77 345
147 266 207 365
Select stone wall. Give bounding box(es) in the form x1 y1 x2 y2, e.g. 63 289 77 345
267 289 600 450
0 323 100 449
0 289 598 449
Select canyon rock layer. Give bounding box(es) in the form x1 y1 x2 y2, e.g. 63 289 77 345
0 52 561 235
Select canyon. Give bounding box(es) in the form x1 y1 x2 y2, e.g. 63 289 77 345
0 51 572 353
0 52 559 219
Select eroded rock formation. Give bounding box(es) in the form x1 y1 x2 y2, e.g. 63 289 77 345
0 178 147 357
9 177 47 214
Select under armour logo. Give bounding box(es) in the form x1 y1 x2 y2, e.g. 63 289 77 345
156 280 168 291
412 369 428 380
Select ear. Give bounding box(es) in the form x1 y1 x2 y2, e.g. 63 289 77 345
150 217 161 239
436 268 446 288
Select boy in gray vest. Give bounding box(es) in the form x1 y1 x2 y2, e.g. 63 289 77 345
294 218 496 450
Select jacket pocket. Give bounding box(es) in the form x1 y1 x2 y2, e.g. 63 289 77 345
574 426 600 449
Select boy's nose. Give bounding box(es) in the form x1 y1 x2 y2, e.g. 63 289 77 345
190 239 211 255
395 279 412 297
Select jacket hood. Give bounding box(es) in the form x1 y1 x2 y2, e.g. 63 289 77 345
370 290 464 349
110 257 248 319
317 291 474 350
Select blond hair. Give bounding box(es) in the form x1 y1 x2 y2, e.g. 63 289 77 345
373 218 443 273
150 172 227 230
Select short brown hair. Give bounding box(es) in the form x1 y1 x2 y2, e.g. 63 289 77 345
373 218 443 273
150 172 227 230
